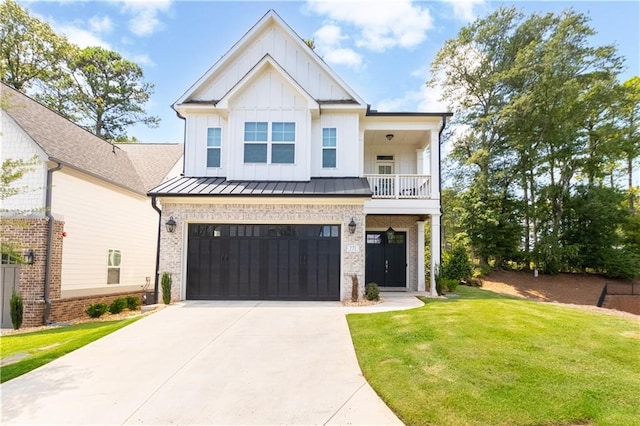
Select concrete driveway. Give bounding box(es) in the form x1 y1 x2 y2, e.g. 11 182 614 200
1 294 423 425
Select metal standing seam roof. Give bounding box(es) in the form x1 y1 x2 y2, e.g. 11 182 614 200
148 176 373 197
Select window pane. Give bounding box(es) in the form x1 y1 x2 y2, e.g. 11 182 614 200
207 148 220 167
272 144 294 163
322 128 336 147
207 128 221 147
244 143 267 163
272 122 295 142
107 268 120 284
244 122 268 141
322 148 336 168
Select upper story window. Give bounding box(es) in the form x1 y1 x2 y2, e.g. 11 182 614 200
271 122 295 164
207 128 221 168
243 122 295 164
322 128 336 168
244 122 268 163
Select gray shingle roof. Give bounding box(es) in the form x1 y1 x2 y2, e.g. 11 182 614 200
119 143 183 191
1 82 182 195
149 176 373 197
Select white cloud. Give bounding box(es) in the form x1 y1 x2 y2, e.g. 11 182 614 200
442 0 486 23
324 48 363 68
52 22 112 49
125 52 155 67
307 0 433 51
89 15 113 33
375 84 447 112
119 0 172 36
313 24 363 68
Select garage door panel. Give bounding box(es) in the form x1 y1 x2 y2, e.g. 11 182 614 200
187 224 340 301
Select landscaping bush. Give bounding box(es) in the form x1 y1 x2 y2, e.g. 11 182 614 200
10 290 23 330
443 278 459 292
85 303 108 318
108 298 127 314
442 243 473 282
125 295 140 310
365 282 380 301
161 272 172 305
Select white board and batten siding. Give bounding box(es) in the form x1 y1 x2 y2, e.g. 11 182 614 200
311 113 361 177
51 169 157 292
184 114 227 177
0 113 48 213
191 22 352 103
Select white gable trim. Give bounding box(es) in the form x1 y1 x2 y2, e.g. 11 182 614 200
216 54 319 114
173 9 366 108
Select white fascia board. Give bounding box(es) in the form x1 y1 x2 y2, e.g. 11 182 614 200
361 121 442 132
173 104 218 116
363 198 441 215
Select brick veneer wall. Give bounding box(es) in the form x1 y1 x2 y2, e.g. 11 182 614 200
0 217 64 327
49 291 144 323
159 201 367 302
603 282 640 315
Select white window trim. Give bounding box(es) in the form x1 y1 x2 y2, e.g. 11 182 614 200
243 121 296 165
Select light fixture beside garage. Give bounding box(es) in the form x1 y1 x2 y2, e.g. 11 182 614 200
348 218 356 234
23 249 35 265
165 216 177 233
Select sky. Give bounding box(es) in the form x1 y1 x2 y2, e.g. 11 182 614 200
18 0 640 144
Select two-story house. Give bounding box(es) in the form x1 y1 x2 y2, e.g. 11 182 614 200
150 10 450 302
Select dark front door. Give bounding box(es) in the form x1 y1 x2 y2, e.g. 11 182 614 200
365 231 406 287
186 224 341 301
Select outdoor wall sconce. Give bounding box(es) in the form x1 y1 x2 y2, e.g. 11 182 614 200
386 227 395 242
165 216 177 233
386 134 394 141
348 218 357 234
24 249 35 265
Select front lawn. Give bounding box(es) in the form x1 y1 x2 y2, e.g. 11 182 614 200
1 318 139 383
347 286 640 426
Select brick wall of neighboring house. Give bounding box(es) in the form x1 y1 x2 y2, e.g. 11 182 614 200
0 217 64 327
49 291 145 323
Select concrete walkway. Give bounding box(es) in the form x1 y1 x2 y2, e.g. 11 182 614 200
1 293 425 425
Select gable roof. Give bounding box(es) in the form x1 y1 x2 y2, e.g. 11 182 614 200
174 9 366 109
118 143 184 191
1 82 182 195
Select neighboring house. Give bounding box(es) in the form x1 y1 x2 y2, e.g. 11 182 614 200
150 10 450 303
0 82 183 327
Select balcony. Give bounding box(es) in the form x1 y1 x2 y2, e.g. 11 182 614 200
365 174 431 199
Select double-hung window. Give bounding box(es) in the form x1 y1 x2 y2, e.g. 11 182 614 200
271 122 295 164
244 122 268 163
207 128 221 167
322 128 337 168
243 122 295 164
107 249 121 284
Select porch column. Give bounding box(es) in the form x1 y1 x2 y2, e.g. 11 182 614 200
430 131 440 199
417 220 426 291
429 214 441 296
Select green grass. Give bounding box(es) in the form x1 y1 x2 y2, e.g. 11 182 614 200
1 318 139 383
347 286 640 426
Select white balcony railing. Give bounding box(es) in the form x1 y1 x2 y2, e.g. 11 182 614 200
365 174 431 199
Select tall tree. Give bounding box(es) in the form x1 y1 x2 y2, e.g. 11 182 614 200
0 0 71 92
64 47 159 140
617 77 640 211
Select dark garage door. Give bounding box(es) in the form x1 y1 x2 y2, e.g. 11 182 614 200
186 224 341 301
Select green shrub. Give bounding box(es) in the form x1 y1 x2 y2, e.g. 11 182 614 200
161 272 172 305
125 295 140 310
85 303 108 318
443 278 459 292
10 290 23 330
442 243 473 282
108 298 127 314
365 282 380 301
